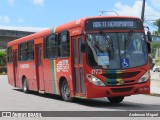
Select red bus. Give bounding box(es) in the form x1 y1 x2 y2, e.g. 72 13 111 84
7 16 152 103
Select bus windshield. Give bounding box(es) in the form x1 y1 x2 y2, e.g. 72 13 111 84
86 32 148 69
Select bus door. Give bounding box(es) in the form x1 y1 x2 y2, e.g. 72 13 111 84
13 50 18 87
72 36 85 96
35 44 45 91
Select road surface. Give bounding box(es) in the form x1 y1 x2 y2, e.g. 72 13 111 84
0 75 160 120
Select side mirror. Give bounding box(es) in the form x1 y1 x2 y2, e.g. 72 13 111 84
146 31 152 54
147 31 152 42
147 42 151 54
81 42 86 53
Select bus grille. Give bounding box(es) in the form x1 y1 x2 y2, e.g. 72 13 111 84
106 80 135 86
102 71 140 79
111 87 133 93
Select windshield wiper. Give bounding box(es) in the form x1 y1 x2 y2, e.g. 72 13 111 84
100 31 113 46
99 31 114 58
124 30 134 54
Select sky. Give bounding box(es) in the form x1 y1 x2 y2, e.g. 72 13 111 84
0 0 160 31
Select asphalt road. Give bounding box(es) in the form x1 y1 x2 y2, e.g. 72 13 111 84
1 75 160 120
1 75 160 111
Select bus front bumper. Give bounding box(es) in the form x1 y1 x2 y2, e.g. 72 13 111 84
85 80 150 98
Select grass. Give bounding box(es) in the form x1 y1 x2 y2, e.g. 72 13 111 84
0 72 7 75
149 93 160 97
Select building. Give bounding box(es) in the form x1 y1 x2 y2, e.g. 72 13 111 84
0 27 47 50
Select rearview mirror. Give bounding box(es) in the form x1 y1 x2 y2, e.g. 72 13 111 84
147 42 151 54
147 31 152 42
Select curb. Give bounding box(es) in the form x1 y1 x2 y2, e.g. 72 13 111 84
149 93 160 97
0 73 7 75
151 79 160 92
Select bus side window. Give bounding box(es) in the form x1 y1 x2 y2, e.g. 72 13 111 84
44 34 57 59
59 31 69 57
7 47 12 63
26 40 34 61
18 42 27 61
18 44 21 61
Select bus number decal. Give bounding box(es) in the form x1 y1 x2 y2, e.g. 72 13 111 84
57 60 69 72
20 64 29 69
91 69 102 74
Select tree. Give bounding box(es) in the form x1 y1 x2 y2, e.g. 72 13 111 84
154 19 160 34
152 31 159 36
151 42 160 58
0 51 6 66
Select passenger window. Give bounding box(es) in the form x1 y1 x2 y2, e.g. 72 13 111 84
59 31 69 57
8 47 12 63
45 34 57 59
18 42 27 61
26 40 34 61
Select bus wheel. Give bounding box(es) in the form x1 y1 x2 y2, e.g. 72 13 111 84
22 78 29 93
61 80 73 102
108 96 124 103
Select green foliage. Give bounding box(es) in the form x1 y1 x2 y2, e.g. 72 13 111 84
154 19 160 34
0 51 6 66
152 31 159 36
151 42 160 58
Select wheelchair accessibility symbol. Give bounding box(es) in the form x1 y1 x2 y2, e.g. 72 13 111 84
121 58 129 68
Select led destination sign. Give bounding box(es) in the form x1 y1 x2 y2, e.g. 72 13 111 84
85 18 143 31
93 21 134 28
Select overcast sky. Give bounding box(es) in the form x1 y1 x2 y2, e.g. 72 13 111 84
0 0 160 31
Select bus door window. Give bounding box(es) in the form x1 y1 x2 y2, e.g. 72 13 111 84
72 36 85 94
38 47 42 66
36 44 45 91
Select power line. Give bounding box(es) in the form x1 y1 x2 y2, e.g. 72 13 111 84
145 15 160 21
145 20 157 21
145 21 157 29
145 20 157 27
145 15 160 18
145 20 158 29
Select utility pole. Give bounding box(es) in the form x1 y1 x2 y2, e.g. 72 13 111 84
141 0 145 23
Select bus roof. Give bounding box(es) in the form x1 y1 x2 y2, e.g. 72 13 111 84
7 16 141 47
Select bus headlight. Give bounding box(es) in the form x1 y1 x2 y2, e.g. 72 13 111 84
138 71 150 83
86 74 105 86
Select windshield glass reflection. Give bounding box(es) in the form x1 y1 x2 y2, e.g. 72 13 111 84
86 32 147 69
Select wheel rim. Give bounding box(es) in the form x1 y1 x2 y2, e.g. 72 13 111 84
23 80 27 92
63 82 70 99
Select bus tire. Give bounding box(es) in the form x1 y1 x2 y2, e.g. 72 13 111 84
108 96 124 103
61 80 73 102
22 78 29 93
